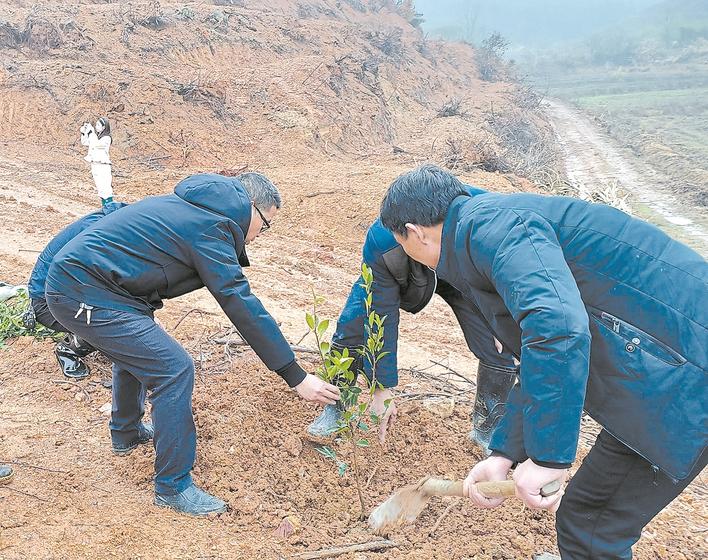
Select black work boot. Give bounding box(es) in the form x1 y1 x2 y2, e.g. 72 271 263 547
55 334 95 380
470 362 517 454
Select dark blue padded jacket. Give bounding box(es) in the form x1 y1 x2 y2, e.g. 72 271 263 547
46 174 306 387
435 191 707 479
28 202 126 300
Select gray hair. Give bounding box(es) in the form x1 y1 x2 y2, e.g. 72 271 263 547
237 172 282 210
380 164 467 236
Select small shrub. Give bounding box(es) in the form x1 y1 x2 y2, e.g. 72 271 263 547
367 27 404 60
175 6 196 21
0 290 62 348
477 32 510 82
393 0 424 27
0 21 23 49
173 77 233 121
307 264 389 520
436 97 467 118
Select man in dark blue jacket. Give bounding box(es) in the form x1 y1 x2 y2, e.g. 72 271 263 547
379 165 707 559
45 173 340 516
26 202 126 379
307 204 518 451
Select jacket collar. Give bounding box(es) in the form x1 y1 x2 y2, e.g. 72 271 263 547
436 194 471 282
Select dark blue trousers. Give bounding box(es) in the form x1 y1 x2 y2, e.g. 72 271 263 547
47 293 196 495
556 429 707 559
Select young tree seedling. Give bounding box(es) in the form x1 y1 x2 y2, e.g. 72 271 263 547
307 263 390 520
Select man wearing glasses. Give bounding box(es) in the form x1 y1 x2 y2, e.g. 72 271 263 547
45 173 340 516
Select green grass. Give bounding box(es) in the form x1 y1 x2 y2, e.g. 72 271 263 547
0 291 62 348
575 86 708 164
540 65 708 207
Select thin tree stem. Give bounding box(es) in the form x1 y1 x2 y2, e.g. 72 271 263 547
349 426 366 520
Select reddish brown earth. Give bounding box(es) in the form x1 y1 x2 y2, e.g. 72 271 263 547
0 1 705 559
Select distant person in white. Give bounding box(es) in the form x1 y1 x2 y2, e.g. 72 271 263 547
80 117 113 205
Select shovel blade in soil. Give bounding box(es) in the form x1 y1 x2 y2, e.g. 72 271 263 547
368 484 431 535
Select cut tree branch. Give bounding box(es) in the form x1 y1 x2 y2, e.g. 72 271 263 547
288 540 398 559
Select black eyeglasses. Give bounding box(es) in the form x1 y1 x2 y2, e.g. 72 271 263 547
253 204 270 233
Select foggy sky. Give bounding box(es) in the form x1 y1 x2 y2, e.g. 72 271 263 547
415 0 664 48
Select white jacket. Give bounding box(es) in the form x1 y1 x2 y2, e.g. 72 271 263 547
84 135 111 165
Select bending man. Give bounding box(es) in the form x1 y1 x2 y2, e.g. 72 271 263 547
46 173 339 516
379 164 706 559
308 188 517 450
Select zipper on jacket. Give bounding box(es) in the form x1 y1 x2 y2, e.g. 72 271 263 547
601 311 621 334
651 465 660 486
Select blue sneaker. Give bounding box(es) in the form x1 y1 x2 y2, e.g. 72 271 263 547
111 422 154 456
306 404 342 438
154 484 227 516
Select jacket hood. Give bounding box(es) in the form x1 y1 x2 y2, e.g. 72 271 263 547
174 174 252 235
174 173 252 266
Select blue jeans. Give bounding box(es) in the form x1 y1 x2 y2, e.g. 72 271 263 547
47 293 196 495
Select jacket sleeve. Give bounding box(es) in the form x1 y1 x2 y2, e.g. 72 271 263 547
489 383 528 464
365 252 402 388
484 211 591 466
332 253 401 388
189 223 305 387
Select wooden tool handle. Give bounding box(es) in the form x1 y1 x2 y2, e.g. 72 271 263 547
421 478 562 499
420 478 464 497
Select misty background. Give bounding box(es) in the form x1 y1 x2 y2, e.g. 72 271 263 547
416 0 706 48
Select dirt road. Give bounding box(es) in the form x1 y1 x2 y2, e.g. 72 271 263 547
546 99 708 257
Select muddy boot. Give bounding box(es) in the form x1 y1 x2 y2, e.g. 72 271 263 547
307 404 343 438
154 484 227 516
55 334 95 380
0 465 14 485
470 362 517 454
112 422 155 456
306 349 361 439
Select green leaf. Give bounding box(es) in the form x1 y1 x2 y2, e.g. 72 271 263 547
357 421 369 431
337 462 348 477
357 439 370 447
317 319 330 337
362 263 373 284
316 446 336 460
319 341 331 354
306 312 316 330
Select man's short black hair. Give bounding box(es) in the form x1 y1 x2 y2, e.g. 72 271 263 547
380 164 467 236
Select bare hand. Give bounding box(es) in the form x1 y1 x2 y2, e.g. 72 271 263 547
294 374 341 406
513 458 567 512
371 387 397 444
463 455 514 509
